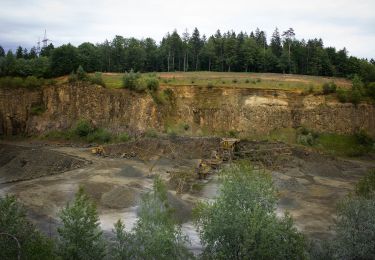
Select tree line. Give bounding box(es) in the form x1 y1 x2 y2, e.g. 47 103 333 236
1 27 375 82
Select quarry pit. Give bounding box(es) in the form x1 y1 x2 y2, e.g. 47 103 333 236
1 138 373 253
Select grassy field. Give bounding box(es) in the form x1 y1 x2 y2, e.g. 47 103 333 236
101 71 351 91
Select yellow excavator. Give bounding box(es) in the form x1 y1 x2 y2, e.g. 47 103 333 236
196 138 239 179
91 145 105 156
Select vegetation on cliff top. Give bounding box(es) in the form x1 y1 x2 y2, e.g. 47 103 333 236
1 27 375 81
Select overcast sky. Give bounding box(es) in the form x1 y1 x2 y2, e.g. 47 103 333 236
1 0 374 59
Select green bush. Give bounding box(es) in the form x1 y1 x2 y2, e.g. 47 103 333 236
163 88 174 100
365 82 375 100
355 130 373 146
297 127 318 146
146 77 159 92
73 119 94 137
0 195 56 259
89 72 106 87
122 69 141 90
297 133 315 146
0 76 45 89
30 104 46 115
86 128 111 143
68 71 78 83
76 65 87 80
355 170 375 198
207 82 214 88
337 89 349 102
232 78 238 83
245 79 250 83
332 196 375 259
117 132 131 142
322 82 337 94
350 88 362 105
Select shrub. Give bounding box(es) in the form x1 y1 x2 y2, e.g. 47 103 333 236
245 79 250 83
232 78 238 83
337 89 349 102
73 119 94 137
117 132 131 142
322 82 337 94
89 72 105 87
0 76 45 89
86 128 112 143
350 88 362 105
0 195 55 259
257 78 261 82
109 177 191 259
355 130 373 146
163 88 174 100
68 71 78 83
332 196 375 259
355 170 375 198
24 76 43 89
30 104 46 116
76 65 87 80
297 133 315 146
207 82 214 88
365 82 375 100
146 77 159 92
122 69 141 90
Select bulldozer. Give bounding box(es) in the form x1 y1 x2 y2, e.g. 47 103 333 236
91 145 105 156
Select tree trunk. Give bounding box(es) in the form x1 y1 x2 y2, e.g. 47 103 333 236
172 55 175 71
195 54 199 71
167 50 170 72
288 43 291 74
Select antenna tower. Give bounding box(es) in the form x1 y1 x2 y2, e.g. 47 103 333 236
42 29 50 48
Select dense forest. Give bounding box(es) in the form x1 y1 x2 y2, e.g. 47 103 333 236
1 27 375 81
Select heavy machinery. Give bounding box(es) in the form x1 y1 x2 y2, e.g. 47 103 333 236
219 138 240 162
91 146 105 156
196 138 240 179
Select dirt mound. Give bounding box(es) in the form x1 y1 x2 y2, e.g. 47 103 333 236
101 186 139 209
104 137 221 160
167 192 193 223
0 144 89 184
116 165 144 178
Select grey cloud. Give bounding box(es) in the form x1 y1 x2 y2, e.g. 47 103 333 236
0 0 374 59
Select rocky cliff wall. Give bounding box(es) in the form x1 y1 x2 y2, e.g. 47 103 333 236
0 84 374 137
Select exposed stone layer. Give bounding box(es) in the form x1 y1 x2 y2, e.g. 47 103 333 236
0 84 374 137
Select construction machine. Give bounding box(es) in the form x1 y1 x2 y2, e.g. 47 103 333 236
196 138 240 178
91 145 105 156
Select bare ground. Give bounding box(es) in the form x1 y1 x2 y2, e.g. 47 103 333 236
0 139 374 254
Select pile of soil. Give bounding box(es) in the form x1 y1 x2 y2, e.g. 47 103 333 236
101 186 139 209
104 137 221 160
0 144 88 184
116 165 144 178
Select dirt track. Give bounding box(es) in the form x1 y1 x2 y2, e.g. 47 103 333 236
0 140 374 253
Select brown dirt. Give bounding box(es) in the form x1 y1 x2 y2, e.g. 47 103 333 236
104 136 221 160
0 143 89 184
101 186 139 209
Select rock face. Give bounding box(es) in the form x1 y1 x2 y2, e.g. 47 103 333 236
1 84 374 137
